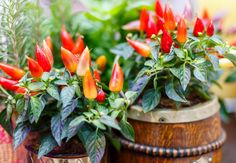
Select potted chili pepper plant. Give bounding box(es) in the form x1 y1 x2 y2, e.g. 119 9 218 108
0 30 135 163
110 1 236 163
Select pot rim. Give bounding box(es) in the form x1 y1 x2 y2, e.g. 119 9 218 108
128 96 219 123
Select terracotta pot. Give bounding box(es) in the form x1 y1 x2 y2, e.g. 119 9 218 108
111 96 226 163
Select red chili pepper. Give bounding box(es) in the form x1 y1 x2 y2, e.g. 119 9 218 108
45 36 53 51
35 44 52 72
164 4 176 31
96 55 107 72
146 14 158 38
161 30 173 53
140 8 149 31
61 47 78 74
193 17 205 37
71 35 85 56
76 47 91 76
126 38 151 58
60 25 75 51
0 77 19 91
0 63 25 80
206 20 214 37
109 63 124 92
83 70 97 99
96 89 106 103
156 16 164 32
42 40 54 67
27 56 44 78
155 0 163 18
15 87 26 94
94 70 101 82
177 18 187 43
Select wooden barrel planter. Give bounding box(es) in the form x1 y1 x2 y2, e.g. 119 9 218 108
23 132 91 163
111 96 226 163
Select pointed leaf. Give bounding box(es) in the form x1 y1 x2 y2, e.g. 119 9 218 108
47 84 60 100
13 123 31 149
165 80 187 102
142 89 161 112
119 117 135 142
51 114 64 146
30 96 45 123
60 86 75 107
61 99 77 120
100 115 120 130
38 134 57 158
67 116 86 140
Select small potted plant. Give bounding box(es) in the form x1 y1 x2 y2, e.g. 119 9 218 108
0 28 135 163
110 1 236 162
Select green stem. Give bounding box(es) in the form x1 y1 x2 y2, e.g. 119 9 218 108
0 86 11 96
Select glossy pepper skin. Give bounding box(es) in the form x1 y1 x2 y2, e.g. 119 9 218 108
0 77 19 91
35 44 52 72
61 47 78 74
156 16 164 32
164 4 176 31
45 36 53 51
94 70 101 82
27 56 44 78
0 63 25 80
96 89 106 103
155 0 163 18
146 14 158 38
109 63 124 92
76 47 91 76
161 30 173 53
83 70 97 99
71 35 85 55
140 8 149 31
60 25 75 51
206 20 214 37
193 18 205 37
127 38 151 58
96 55 107 72
177 18 187 43
42 40 54 66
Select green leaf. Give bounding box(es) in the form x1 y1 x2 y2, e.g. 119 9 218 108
142 89 161 113
148 42 159 61
163 52 175 62
61 98 77 120
67 116 86 140
174 48 185 58
16 98 25 114
165 80 187 103
144 60 155 67
13 123 31 149
193 67 207 82
125 91 138 104
0 109 12 136
51 114 64 146
100 115 120 130
207 54 219 70
38 134 57 158
30 96 45 123
92 120 106 130
47 84 60 100
60 86 75 107
109 98 126 108
78 128 106 163
129 75 151 102
224 53 236 66
225 70 236 83
110 43 134 59
42 72 50 81
170 64 191 91
54 79 67 85
119 117 135 142
28 82 45 91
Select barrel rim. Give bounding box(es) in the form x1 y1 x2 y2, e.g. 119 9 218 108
120 129 226 158
128 96 219 123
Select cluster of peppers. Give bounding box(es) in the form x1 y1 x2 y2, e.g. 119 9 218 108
126 0 215 57
0 27 124 103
